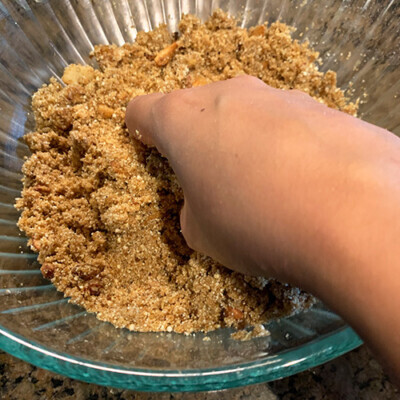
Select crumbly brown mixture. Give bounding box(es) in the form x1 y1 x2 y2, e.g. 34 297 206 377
16 11 356 333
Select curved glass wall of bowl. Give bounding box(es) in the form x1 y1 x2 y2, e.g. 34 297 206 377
0 0 398 392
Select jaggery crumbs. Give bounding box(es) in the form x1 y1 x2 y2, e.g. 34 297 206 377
16 11 356 334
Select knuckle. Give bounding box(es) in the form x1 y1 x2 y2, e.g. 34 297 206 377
214 91 231 113
155 90 187 118
233 74 264 86
234 74 254 81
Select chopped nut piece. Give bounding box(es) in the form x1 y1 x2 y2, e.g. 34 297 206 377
192 76 209 87
225 306 244 320
97 104 114 119
73 263 102 280
250 25 266 37
62 64 95 85
41 264 55 280
32 185 50 194
154 42 179 66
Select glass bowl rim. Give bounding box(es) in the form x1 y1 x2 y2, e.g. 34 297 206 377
0 324 362 392
0 0 368 391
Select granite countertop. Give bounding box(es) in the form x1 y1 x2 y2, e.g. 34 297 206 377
0 345 398 399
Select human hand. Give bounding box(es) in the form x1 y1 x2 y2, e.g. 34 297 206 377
125 75 397 284
126 75 400 382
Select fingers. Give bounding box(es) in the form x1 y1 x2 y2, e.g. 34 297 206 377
125 75 269 155
125 92 165 147
125 88 206 158
180 199 265 276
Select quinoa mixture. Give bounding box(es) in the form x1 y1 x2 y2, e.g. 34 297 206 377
16 11 357 334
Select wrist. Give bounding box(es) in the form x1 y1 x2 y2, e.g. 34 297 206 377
279 158 400 293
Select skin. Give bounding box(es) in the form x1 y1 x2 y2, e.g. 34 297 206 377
126 75 400 383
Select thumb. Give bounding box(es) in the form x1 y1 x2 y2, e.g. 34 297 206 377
125 92 165 148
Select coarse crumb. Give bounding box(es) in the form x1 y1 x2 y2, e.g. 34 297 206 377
16 10 356 334
231 324 271 341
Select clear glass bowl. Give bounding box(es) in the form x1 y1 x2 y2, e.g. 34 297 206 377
0 0 398 392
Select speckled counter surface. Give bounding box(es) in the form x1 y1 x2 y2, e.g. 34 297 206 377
0 346 398 399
